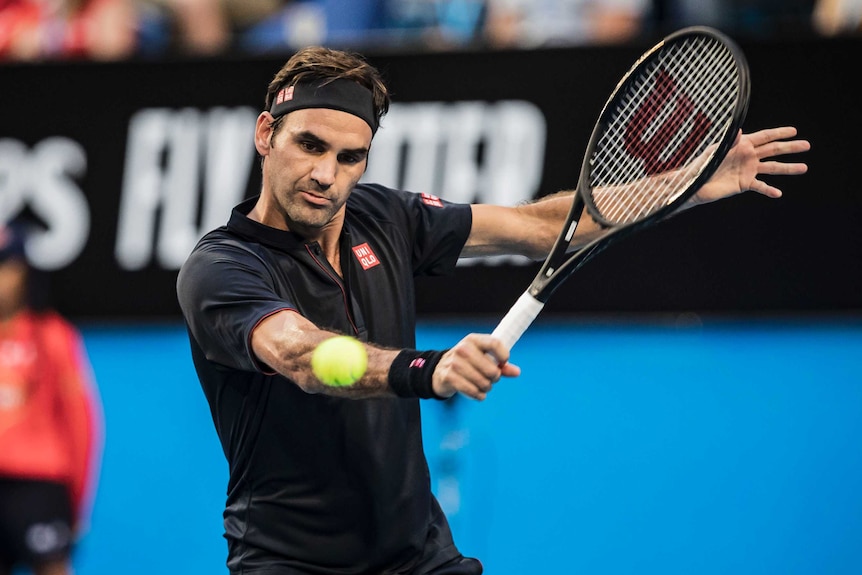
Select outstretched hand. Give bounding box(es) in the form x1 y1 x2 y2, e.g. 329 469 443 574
690 126 810 206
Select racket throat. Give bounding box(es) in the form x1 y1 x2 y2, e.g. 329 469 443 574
564 220 578 243
541 219 580 279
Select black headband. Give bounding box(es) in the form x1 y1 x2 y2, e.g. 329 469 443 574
270 77 378 134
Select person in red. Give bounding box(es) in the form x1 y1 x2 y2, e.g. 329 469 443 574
0 0 137 61
0 222 103 575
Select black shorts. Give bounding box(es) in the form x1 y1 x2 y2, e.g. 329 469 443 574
0 478 74 568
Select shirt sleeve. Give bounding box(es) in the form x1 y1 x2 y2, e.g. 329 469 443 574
407 191 472 276
357 186 472 277
176 237 291 373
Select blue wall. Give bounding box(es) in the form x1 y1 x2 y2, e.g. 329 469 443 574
73 319 862 574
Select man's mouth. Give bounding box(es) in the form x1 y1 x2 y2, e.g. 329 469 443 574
301 190 330 206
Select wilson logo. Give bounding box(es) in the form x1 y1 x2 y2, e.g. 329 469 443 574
624 69 712 175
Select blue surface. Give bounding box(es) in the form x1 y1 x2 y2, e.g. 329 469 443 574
73 319 862 574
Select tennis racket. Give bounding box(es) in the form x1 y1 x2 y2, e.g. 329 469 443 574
491 26 750 350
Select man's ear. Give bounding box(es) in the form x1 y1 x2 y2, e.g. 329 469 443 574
254 112 275 156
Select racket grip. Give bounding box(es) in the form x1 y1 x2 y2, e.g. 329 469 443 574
490 291 545 351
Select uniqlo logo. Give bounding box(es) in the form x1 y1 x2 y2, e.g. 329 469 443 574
352 242 381 270
276 85 295 104
420 193 444 208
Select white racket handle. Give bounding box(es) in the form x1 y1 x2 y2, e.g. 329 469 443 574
490 291 545 351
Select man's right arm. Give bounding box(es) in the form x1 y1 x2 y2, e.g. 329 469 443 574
251 309 518 401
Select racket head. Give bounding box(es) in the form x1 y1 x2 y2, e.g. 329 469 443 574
579 26 750 229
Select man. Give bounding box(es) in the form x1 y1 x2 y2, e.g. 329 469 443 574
176 46 809 574
0 222 103 575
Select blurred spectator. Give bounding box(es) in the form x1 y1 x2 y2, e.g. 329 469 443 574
234 0 328 53
483 0 650 48
305 0 384 47
649 0 723 32
0 221 103 575
0 0 138 61
382 0 487 48
140 0 290 55
139 0 385 57
0 0 827 61
813 0 862 35
726 0 815 37
235 0 385 53
651 0 816 37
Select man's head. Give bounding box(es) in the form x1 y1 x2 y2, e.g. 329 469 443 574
252 47 391 238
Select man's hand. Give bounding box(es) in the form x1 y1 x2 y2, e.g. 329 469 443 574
432 334 521 401
691 126 810 207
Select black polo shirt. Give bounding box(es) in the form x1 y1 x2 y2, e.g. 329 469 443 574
177 183 473 574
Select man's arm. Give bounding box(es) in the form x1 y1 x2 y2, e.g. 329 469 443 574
462 127 810 260
251 309 518 401
463 191 603 260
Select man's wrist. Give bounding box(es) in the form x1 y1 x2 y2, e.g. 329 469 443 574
388 349 448 399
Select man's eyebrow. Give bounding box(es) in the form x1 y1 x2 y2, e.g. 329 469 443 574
295 130 368 157
295 130 327 147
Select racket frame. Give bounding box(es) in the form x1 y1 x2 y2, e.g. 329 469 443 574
491 27 750 351
532 26 750 303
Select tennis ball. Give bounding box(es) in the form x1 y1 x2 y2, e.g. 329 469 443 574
311 335 367 386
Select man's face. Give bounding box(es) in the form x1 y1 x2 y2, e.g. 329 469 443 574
256 108 372 238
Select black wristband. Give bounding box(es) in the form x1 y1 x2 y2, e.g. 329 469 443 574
388 349 447 400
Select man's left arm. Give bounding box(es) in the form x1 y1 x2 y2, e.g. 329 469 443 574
462 127 809 260
463 191 603 260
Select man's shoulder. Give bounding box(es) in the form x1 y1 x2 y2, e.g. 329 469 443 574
190 226 252 256
346 183 411 222
350 182 406 205
179 226 260 283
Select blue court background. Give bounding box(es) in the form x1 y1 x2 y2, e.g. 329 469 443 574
71 318 862 574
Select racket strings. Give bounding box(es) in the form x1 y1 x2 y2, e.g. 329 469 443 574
590 34 740 225
595 40 734 221
604 42 732 216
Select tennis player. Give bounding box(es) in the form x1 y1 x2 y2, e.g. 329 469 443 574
176 46 809 575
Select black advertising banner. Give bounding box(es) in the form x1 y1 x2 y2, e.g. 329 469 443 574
0 37 858 321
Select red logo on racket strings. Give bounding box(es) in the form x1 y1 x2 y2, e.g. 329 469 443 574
352 242 381 270
421 193 444 208
624 69 712 175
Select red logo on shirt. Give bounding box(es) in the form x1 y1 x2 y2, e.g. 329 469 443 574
420 193 444 208
352 243 381 270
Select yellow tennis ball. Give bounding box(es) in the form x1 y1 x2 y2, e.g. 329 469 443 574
311 335 368 386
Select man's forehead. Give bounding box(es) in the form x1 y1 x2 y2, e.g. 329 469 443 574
283 108 372 148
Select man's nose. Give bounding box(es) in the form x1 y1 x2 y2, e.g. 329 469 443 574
310 154 337 189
